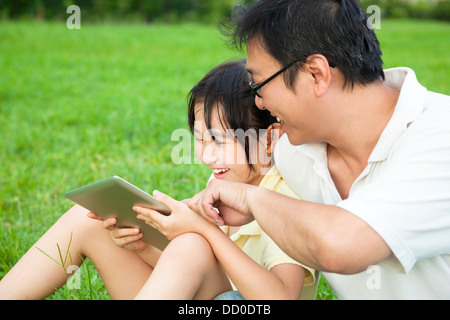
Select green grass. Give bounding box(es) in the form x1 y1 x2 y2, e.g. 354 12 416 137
377 19 450 95
0 18 449 300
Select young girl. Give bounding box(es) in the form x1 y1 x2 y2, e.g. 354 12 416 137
132 59 317 300
0 59 316 300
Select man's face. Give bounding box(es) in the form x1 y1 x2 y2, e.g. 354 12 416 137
246 38 321 146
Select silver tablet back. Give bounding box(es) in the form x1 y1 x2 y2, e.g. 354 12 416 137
65 176 171 250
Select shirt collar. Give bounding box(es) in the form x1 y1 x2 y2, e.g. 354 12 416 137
369 67 427 162
296 142 328 163
221 220 261 241
237 220 261 236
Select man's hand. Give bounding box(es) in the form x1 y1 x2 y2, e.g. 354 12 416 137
187 179 257 226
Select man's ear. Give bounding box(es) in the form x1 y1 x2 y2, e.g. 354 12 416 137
305 54 332 97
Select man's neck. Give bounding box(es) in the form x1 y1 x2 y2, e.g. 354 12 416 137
325 82 400 199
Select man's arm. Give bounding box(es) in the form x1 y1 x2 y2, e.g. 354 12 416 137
134 192 305 299
190 179 392 274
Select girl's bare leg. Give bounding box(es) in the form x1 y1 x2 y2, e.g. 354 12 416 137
135 233 232 300
0 205 156 300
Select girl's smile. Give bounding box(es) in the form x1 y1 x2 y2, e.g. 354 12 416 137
212 168 230 179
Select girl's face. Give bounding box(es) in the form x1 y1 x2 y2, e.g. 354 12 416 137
193 103 267 187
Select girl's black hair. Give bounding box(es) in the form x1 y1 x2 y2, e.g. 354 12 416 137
187 59 276 171
223 0 385 90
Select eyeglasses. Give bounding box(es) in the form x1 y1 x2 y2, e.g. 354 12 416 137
249 60 299 98
249 59 336 98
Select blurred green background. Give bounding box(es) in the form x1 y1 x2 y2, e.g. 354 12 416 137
1 0 449 22
0 0 449 300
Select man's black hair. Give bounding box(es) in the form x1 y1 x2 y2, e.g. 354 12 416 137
223 0 385 89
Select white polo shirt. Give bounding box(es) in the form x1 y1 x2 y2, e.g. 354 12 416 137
274 67 450 299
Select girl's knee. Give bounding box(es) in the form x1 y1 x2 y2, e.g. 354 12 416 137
162 233 215 263
59 205 89 223
56 205 106 244
168 233 211 251
61 205 100 228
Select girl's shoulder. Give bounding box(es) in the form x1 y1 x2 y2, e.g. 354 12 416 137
260 166 302 200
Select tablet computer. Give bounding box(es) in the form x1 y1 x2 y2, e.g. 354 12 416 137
65 176 171 250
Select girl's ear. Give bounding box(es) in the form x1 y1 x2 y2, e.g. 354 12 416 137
266 123 284 156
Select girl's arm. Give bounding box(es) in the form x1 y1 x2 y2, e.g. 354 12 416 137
134 191 305 300
200 222 305 299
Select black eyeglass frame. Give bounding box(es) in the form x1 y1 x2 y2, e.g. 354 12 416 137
249 59 336 98
249 60 299 98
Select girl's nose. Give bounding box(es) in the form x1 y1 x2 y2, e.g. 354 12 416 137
201 143 217 165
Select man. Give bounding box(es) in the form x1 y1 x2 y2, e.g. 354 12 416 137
187 0 450 299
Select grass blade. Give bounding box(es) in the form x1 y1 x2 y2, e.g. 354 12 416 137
35 246 63 268
63 232 73 267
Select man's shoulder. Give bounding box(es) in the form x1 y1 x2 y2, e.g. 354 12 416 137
425 90 450 110
417 90 450 129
